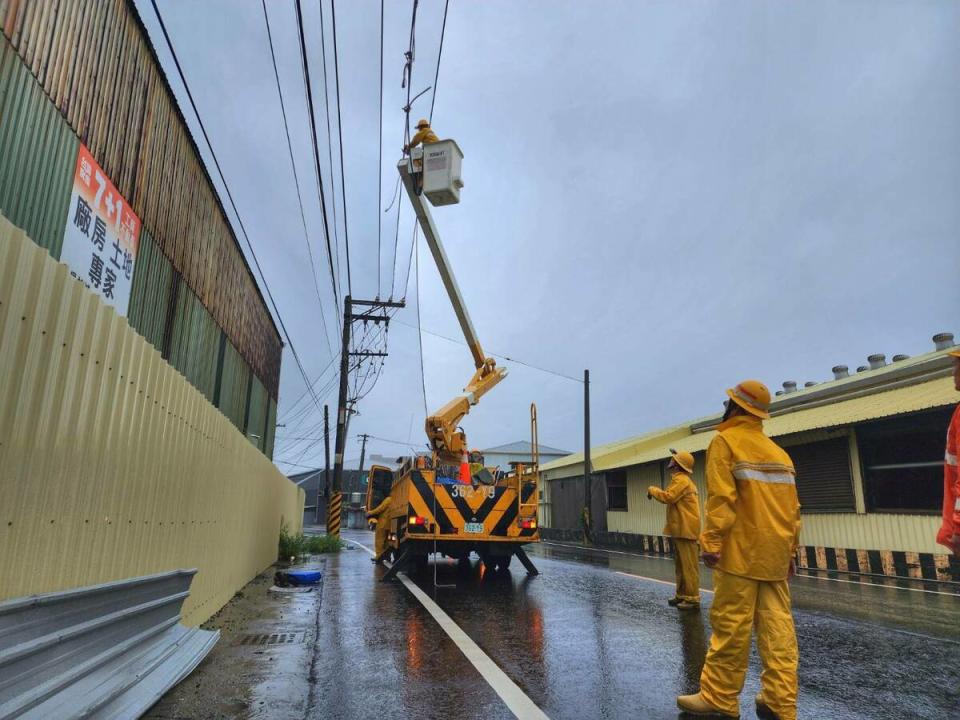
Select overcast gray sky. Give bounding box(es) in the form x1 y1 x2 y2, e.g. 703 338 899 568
138 0 960 471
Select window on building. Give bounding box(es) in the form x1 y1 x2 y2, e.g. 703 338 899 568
857 408 953 513
606 470 627 511
788 436 855 512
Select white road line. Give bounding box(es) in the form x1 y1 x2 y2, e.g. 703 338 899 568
615 570 715 595
543 541 959 598
345 539 551 720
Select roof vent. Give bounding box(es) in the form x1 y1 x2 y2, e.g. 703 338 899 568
868 353 886 370
782 380 798 394
804 381 817 388
832 365 849 380
892 354 909 362
856 365 868 373
933 332 955 351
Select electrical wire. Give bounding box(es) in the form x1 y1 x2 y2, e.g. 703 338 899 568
293 0 341 318
262 0 334 358
318 0 343 304
149 0 323 412
377 0 384 298
428 0 449 123
330 0 352 296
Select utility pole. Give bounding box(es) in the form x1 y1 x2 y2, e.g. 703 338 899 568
328 295 405 538
583 368 592 545
316 404 329 526
357 433 369 476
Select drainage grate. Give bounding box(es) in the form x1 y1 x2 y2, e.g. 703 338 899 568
236 631 303 646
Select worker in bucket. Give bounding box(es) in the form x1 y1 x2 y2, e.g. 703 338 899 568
647 450 701 610
403 118 439 153
366 493 393 565
936 349 960 558
677 380 801 720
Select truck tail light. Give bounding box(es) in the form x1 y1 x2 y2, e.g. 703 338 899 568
519 519 537 529
409 516 427 526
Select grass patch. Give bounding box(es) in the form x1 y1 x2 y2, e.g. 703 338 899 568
278 523 343 561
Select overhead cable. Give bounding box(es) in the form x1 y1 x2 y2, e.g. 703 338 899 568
330 0 352 296
262 0 334 357
149 0 322 411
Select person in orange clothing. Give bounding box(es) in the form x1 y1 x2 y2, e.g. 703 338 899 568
366 494 393 565
648 450 701 610
937 349 960 557
678 380 800 720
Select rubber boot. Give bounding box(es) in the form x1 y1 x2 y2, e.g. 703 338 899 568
676 693 739 718
668 597 682 607
755 693 780 720
676 600 701 611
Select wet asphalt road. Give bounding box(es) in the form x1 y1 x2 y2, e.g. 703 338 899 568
310 530 960 719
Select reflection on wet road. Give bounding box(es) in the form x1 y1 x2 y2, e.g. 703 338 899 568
314 532 959 719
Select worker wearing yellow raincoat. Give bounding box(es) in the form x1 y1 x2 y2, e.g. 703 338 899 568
403 118 439 153
366 495 393 564
648 451 701 609
678 380 801 720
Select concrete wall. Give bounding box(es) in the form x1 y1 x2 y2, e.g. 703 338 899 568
0 217 304 626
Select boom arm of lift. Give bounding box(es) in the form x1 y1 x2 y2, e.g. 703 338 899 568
398 158 507 459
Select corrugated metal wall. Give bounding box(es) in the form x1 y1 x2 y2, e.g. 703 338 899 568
127 228 172 349
167 284 220 404
217 338 250 431
0 216 303 626
0 36 77 257
245 375 268 452
265 398 277 460
0 3 282 399
799 513 940 555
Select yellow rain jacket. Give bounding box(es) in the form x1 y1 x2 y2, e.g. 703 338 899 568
367 495 392 558
700 414 800 581
408 127 439 149
648 472 700 540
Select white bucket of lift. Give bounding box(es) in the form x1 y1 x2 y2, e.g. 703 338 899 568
421 139 464 206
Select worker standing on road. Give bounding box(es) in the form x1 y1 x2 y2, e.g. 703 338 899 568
647 450 701 610
936 349 960 558
366 494 393 565
403 118 439 153
678 380 801 720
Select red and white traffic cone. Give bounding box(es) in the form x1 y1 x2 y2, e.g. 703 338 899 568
460 450 471 484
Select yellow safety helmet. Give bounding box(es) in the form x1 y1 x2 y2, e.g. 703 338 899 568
726 379 771 419
670 450 695 474
416 118 430 129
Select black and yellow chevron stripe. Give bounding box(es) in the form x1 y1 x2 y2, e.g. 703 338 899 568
326 492 343 537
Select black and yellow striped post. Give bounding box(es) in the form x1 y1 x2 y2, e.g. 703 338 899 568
326 491 343 537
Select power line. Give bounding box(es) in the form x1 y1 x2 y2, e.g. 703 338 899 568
414 230 428 417
317 0 343 304
262 0 333 358
377 0 384 298
330 0 352 296
149 0 322 412
293 0 341 317
428 0 449 123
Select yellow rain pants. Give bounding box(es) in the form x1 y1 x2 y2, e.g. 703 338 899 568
367 495 392 559
700 570 798 720
672 538 701 602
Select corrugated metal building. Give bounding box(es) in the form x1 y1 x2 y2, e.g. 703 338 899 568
541 338 960 582
481 440 571 471
0 0 280 457
292 469 368 527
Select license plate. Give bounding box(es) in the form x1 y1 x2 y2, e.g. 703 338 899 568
464 522 484 534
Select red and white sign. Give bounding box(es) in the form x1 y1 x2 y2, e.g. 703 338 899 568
60 144 141 316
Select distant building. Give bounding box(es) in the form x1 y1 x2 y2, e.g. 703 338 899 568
482 440 572 470
541 334 960 584
291 469 368 527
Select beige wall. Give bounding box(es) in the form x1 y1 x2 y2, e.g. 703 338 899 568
0 217 304 626
605 443 942 555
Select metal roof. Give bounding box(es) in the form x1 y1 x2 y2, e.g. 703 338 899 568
543 347 957 476
482 440 572 456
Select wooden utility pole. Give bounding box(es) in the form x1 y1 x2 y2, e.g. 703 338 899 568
315 404 329 526
328 296 404 537
357 433 370 476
